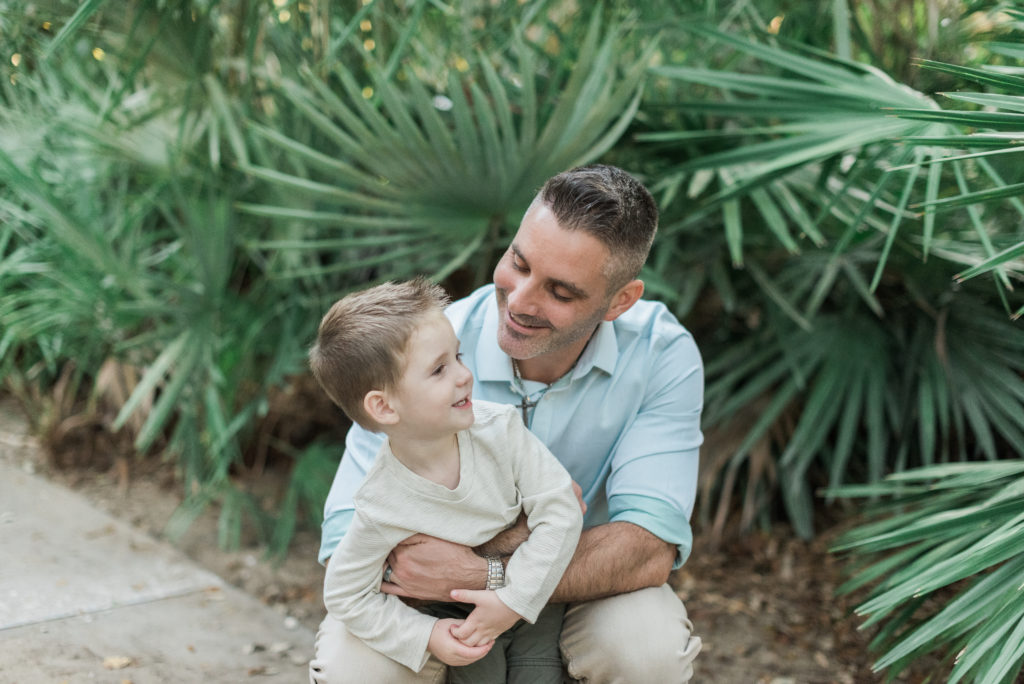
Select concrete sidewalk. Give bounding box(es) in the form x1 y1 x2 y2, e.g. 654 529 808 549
0 436 314 683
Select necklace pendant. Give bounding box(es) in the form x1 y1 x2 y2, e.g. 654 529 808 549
518 396 537 426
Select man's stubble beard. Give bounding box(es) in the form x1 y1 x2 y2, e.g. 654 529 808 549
496 290 609 362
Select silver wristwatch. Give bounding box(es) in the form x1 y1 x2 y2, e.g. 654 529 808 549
484 555 506 590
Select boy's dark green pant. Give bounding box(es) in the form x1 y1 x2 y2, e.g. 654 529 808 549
425 602 565 684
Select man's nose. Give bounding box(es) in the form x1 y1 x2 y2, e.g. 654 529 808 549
506 278 540 316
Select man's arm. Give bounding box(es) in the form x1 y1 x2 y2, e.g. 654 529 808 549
548 522 675 603
381 535 489 600
477 517 676 603
382 519 673 604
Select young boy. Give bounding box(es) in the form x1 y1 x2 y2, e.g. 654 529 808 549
308 278 583 682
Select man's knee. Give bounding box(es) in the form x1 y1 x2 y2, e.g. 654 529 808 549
309 615 445 684
560 585 701 683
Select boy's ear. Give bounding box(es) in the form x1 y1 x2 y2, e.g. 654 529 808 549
364 390 399 425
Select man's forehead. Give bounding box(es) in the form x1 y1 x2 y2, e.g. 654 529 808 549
511 215 613 289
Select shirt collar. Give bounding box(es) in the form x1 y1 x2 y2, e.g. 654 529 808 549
573 319 618 380
475 297 619 383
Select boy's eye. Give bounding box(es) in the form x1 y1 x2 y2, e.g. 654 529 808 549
432 364 445 376
455 352 464 362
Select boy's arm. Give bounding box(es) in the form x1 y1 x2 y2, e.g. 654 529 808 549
323 513 438 672
486 408 583 622
443 409 581 646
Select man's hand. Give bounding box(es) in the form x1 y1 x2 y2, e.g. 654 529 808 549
427 618 494 666
449 589 521 647
380 534 486 601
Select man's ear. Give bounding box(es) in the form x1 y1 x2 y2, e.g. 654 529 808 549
603 279 644 322
364 390 399 426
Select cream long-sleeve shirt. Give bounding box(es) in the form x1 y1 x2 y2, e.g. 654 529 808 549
322 400 583 672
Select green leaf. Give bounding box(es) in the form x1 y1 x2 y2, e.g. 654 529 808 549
915 58 1024 91
914 182 1024 213
42 0 109 59
746 261 813 331
942 91 1024 114
887 107 1024 128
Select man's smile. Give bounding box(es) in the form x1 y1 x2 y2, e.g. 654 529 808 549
505 310 552 334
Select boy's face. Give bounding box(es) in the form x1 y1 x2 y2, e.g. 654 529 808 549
388 310 475 436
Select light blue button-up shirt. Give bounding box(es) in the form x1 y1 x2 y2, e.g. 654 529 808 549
319 285 704 568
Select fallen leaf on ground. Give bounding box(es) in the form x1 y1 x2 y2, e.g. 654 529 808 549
103 656 134 670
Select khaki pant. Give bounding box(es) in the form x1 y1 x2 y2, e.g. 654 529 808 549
309 585 701 683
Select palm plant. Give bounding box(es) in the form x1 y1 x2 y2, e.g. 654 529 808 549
628 7 1024 679
238 6 653 300
0 0 335 551
831 462 1024 682
632 17 1024 540
826 11 1024 681
1 1 656 552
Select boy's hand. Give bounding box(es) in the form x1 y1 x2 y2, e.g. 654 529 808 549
448 589 522 647
427 618 493 666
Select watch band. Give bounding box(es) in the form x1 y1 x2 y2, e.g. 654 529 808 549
484 555 505 590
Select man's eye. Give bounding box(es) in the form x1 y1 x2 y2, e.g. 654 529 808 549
511 254 527 271
552 290 573 302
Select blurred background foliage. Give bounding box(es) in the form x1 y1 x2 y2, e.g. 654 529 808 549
2 0 1023 678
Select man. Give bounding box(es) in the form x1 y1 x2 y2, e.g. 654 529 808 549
310 164 704 683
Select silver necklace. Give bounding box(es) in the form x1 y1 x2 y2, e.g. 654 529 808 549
511 359 547 426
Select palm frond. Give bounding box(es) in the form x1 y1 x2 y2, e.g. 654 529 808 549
241 12 652 290
830 464 1024 681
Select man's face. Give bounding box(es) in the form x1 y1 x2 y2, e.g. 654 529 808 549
492 200 616 365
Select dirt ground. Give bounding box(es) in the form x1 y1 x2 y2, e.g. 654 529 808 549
1 400 937 683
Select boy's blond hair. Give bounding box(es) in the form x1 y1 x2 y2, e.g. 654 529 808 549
309 278 450 430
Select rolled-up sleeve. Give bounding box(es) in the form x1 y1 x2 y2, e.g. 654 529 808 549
606 332 703 569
